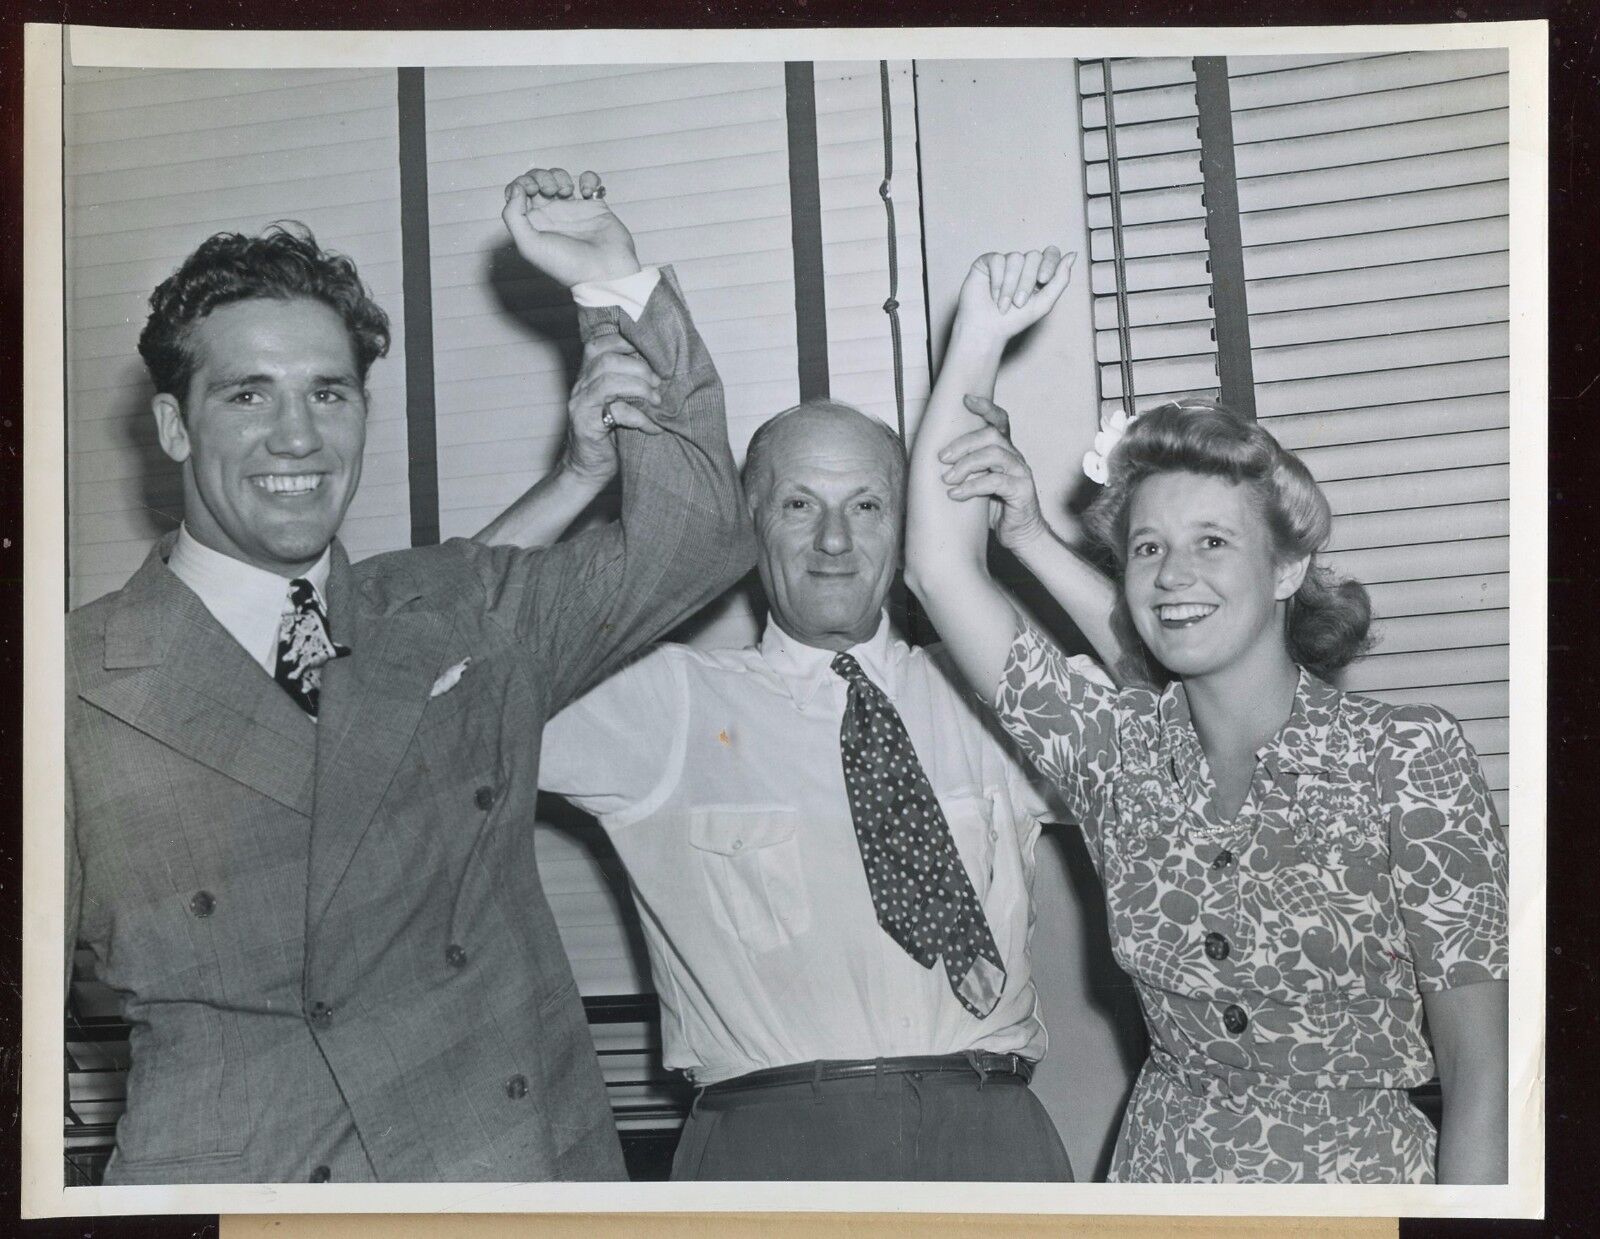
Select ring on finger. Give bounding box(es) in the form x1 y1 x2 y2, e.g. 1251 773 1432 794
600 406 617 431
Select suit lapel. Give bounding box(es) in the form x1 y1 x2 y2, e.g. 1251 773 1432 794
80 543 317 815
305 545 462 935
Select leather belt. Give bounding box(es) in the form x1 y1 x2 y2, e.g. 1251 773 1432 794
700 1052 1035 1095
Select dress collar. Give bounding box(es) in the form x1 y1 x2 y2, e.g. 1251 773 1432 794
758 611 901 710
1156 665 1348 778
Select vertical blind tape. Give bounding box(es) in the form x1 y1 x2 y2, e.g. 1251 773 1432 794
1193 57 1257 420
397 67 441 547
785 62 831 401
1097 61 1139 420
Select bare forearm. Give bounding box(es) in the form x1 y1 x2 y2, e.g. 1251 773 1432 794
474 464 610 549
904 326 1017 695
1437 1073 1508 1183
1425 980 1509 1183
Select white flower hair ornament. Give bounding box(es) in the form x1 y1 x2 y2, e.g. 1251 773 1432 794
1082 408 1136 485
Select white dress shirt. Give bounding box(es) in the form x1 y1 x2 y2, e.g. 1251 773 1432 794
166 525 332 673
540 612 1108 1084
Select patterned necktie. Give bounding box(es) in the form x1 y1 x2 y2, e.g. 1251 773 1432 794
274 578 348 719
832 652 1007 1018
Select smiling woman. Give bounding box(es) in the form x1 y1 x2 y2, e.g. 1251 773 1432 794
905 252 1509 1185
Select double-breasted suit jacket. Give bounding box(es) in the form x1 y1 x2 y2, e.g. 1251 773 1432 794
66 270 755 1184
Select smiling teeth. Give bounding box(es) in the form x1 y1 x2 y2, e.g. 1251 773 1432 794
1158 603 1216 621
255 475 322 495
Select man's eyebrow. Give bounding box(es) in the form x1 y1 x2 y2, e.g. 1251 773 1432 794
313 372 361 386
204 372 272 392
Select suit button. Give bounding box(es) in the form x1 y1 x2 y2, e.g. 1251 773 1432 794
1212 849 1234 870
475 786 496 811
189 891 216 918
506 1073 528 1100
308 1002 333 1030
1223 1003 1249 1035
445 944 468 968
309 1165 331 1183
1204 931 1230 961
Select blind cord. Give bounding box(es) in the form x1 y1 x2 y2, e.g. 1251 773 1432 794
1099 59 1138 421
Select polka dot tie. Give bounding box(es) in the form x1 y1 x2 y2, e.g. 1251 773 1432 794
832 653 1006 1019
273 578 349 719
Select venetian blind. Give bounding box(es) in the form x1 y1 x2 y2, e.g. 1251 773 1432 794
1079 52 1510 823
1227 51 1511 823
63 65 412 606
1078 57 1218 419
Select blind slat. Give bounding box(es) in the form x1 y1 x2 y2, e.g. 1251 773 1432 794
1365 572 1508 618
1322 499 1507 552
1370 608 1509 655
1226 48 1508 103
1297 426 1508 480
1341 645 1506 693
1097 288 1508 366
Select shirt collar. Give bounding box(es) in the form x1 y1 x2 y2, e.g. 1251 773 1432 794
1156 665 1348 777
166 524 333 669
758 611 901 710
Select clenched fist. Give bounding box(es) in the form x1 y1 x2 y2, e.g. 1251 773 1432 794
502 166 641 288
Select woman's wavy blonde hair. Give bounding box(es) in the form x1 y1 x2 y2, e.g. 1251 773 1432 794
1083 397 1373 678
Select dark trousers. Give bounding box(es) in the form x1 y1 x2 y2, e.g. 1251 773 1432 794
670 1062 1075 1181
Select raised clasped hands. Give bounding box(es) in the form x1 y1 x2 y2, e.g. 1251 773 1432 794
502 166 642 288
938 395 1050 553
560 336 668 487
956 246 1076 344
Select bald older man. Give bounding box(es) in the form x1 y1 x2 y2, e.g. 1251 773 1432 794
481 379 1128 1180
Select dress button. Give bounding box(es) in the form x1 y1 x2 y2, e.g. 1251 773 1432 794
506 1073 529 1100
307 1001 333 1030
1212 849 1234 870
1222 1003 1249 1035
189 890 216 918
309 1165 331 1183
445 944 468 968
1204 931 1230 961
475 786 496 811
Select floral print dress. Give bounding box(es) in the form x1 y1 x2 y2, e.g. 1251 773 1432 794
993 624 1508 1183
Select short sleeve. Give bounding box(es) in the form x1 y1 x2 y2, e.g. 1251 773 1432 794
1382 707 1509 991
538 646 687 825
990 622 1121 832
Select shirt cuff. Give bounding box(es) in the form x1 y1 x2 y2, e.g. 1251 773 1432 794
571 266 661 321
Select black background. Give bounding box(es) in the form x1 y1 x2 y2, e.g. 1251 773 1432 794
1 2 1590 1235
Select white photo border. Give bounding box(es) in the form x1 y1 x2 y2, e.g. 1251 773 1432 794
20 19 1548 1221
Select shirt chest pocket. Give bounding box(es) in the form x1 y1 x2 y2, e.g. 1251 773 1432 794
940 790 1000 903
689 806 810 953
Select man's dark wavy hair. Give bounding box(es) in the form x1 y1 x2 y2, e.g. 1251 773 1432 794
137 222 391 401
